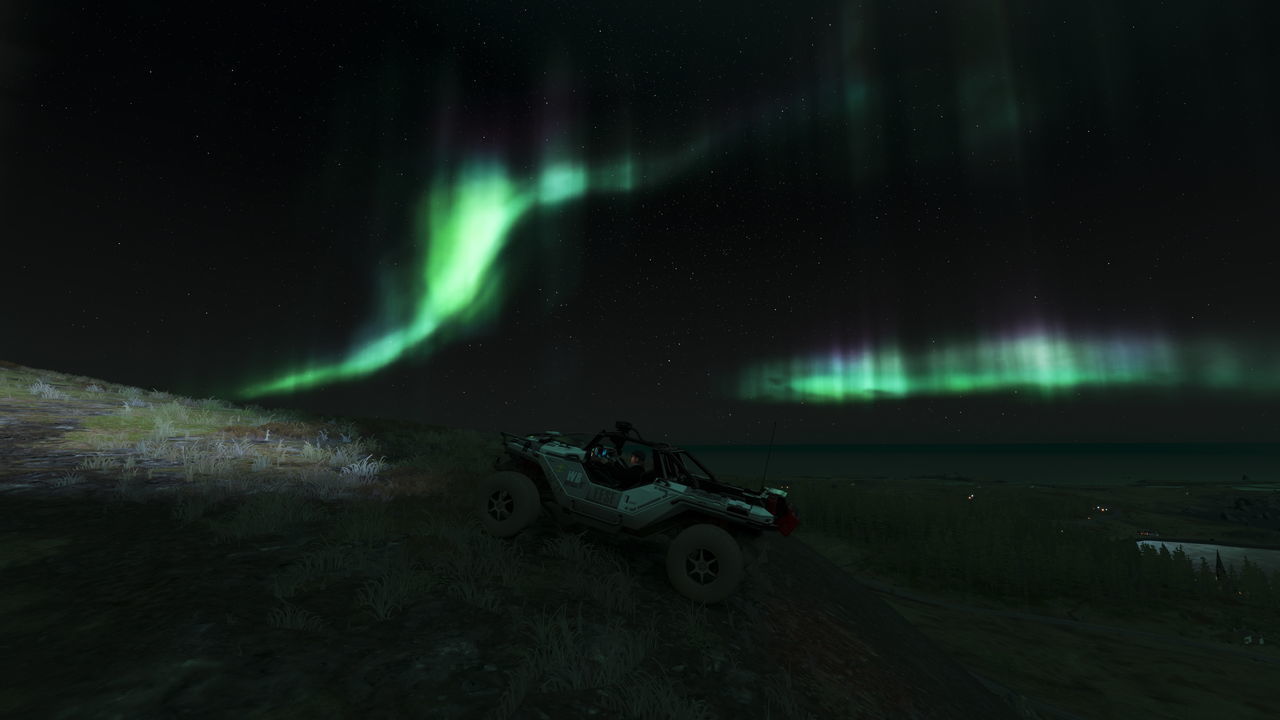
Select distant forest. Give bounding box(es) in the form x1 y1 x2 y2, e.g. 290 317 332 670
788 483 1278 629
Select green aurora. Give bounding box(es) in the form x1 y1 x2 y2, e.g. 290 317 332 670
233 143 710 399
734 333 1280 403
229 2 1274 407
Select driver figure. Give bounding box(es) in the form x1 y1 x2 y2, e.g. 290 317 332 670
624 450 647 483
588 445 642 488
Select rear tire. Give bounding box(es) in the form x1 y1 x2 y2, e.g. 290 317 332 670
665 523 745 603
478 471 541 538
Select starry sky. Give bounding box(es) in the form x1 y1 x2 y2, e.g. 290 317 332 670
3 1 1279 445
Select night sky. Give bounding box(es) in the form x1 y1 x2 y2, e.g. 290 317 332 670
3 2 1279 445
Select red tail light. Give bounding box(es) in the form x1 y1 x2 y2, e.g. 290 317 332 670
767 496 799 536
776 508 799 536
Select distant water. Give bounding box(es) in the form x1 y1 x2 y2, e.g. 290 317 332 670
1137 540 1280 575
679 443 1280 487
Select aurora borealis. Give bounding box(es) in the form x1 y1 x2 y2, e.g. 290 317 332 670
736 330 1280 404
234 138 710 398
4 1 1279 444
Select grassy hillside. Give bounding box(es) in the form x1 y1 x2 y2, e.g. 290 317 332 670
13 359 1276 718
0 360 1034 720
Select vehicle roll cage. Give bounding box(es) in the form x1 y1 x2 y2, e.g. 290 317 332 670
499 420 752 491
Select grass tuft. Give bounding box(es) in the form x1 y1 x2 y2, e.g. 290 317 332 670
543 531 606 566
291 467 349 499
441 528 525 588
485 661 538 720
602 666 717 720
330 499 400 547
151 417 175 440
518 604 655 694
171 491 214 525
113 475 145 502
300 441 330 463
269 544 365 598
339 454 386 483
576 561 641 617
197 397 229 411
208 491 323 541
355 566 434 620
267 602 326 632
680 601 721 657
27 379 69 400
444 575 504 612
762 664 817 720
78 455 118 471
52 470 85 487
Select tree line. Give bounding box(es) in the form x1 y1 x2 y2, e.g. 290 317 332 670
789 482 1280 617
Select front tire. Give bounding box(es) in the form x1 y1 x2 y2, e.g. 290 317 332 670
478 471 541 538
665 523 745 603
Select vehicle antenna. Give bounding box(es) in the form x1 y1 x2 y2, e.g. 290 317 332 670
761 419 777 485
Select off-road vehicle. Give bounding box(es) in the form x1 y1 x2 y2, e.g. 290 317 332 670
481 421 799 603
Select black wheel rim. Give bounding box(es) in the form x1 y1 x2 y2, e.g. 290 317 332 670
684 548 719 585
487 489 514 521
